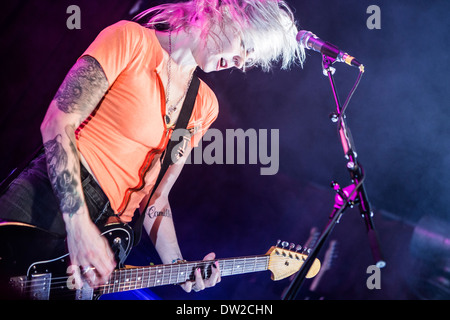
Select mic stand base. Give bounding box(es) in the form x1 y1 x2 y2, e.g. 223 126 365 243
282 200 347 300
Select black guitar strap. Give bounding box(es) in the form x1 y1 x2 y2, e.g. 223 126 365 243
132 73 200 246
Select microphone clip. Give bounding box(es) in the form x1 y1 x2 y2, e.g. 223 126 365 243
322 54 337 76
321 52 364 76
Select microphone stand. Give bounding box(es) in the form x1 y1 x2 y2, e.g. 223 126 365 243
282 54 385 301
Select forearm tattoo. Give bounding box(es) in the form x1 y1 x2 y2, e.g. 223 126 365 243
147 206 172 219
54 55 108 114
42 56 107 216
44 134 82 216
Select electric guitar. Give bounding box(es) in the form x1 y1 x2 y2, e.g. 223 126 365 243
0 221 321 300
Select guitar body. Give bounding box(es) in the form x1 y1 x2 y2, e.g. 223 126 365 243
0 221 133 300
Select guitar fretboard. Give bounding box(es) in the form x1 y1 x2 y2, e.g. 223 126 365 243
99 255 270 294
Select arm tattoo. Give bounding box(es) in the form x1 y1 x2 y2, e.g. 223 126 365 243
44 134 83 216
146 206 172 219
54 55 108 114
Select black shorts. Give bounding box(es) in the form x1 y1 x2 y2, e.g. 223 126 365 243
0 150 114 237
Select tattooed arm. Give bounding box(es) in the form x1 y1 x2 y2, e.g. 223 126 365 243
40 55 115 287
141 148 221 293
141 150 189 265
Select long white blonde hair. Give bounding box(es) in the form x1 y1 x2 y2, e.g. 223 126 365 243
133 0 305 71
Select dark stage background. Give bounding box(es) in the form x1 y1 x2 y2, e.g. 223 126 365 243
1 0 449 300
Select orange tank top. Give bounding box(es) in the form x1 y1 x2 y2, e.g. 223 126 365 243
75 21 219 222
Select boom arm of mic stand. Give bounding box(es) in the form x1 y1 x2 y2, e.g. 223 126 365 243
324 54 386 269
282 55 384 301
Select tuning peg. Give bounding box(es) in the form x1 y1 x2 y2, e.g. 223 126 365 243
281 241 289 248
289 243 295 250
276 240 281 247
295 244 302 252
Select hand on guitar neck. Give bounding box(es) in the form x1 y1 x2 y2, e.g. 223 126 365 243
179 252 221 293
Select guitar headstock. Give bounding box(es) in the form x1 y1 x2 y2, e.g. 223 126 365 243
266 241 321 281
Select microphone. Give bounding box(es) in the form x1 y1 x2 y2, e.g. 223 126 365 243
297 30 363 69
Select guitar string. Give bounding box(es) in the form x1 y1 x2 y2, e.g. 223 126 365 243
18 260 272 291
13 254 306 289
16 262 301 299
15 254 310 297
16 265 269 297
16 263 307 299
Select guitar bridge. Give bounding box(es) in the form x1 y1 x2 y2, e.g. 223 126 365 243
9 275 27 297
10 273 51 300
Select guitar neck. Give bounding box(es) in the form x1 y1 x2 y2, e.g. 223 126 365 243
100 255 270 295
